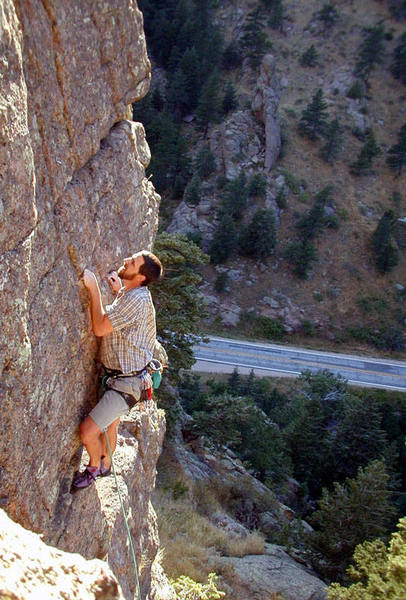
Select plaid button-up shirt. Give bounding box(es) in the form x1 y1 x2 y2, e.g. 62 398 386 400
100 286 157 373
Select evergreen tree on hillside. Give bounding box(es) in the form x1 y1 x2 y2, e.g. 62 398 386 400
387 123 406 176
371 211 399 274
209 214 238 264
222 81 238 114
195 146 217 178
220 172 248 220
239 209 276 261
145 111 190 192
391 31 406 85
317 3 340 28
311 460 396 581
350 129 382 175
184 175 201 205
285 239 317 279
261 0 285 31
320 119 343 163
179 47 201 111
300 45 318 67
297 186 338 239
354 23 386 82
298 89 329 141
240 7 272 68
196 71 221 137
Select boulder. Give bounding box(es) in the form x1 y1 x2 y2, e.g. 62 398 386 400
0 509 125 600
209 111 265 179
216 544 327 600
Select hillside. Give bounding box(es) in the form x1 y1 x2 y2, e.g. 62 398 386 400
135 0 406 355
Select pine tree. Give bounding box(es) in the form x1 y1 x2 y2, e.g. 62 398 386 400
184 175 201 206
311 460 396 580
298 89 329 141
153 232 209 381
261 0 284 31
317 3 340 28
196 71 221 137
285 239 317 278
240 7 272 68
222 41 243 70
239 209 276 261
391 32 406 85
220 172 248 220
300 44 318 67
320 119 343 163
195 146 217 178
354 23 386 82
209 214 239 264
371 211 399 274
387 123 406 176
222 81 238 114
179 47 201 112
350 129 382 175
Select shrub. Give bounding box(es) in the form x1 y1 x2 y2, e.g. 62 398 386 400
347 80 365 99
248 173 267 197
195 147 217 178
171 573 225 600
285 239 317 278
371 210 399 274
300 45 318 67
185 175 201 205
327 517 406 600
311 461 396 581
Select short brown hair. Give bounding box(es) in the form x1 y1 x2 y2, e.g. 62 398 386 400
139 251 163 286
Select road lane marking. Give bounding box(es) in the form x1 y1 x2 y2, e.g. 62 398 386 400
193 358 406 391
194 347 406 382
206 336 406 368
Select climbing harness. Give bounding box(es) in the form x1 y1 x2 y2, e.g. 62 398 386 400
104 429 142 600
101 360 163 410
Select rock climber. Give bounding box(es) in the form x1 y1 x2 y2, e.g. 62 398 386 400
72 250 163 491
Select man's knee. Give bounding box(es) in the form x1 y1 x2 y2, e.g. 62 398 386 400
79 416 101 445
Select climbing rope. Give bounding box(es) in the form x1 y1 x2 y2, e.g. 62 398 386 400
104 430 142 600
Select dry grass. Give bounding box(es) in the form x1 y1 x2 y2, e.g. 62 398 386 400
153 489 266 584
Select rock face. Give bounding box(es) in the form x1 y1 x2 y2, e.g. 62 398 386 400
216 544 327 600
209 110 265 179
0 508 125 600
252 54 282 172
0 1 168 598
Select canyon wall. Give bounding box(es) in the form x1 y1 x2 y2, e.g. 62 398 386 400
0 1 169 597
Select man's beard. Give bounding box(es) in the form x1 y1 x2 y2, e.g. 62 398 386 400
117 265 137 280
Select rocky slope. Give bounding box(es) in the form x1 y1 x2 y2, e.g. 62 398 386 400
0 1 170 598
166 0 406 349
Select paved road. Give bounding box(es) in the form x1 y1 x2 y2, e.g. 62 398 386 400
192 336 406 391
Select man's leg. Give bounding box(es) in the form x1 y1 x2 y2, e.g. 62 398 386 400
101 418 120 469
79 415 104 469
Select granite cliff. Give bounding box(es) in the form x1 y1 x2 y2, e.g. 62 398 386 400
0 1 170 598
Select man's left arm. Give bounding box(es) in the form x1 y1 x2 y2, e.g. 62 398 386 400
82 269 114 337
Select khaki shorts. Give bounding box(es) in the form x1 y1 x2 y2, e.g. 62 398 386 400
89 375 142 431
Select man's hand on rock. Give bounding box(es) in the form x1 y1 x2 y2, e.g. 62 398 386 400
107 271 121 295
82 269 99 292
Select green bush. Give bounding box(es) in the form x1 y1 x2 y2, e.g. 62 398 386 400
248 173 267 197
171 573 225 600
347 81 365 99
327 517 406 600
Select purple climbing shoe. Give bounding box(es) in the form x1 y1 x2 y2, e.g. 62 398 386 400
99 459 111 477
72 466 100 490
